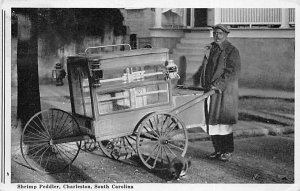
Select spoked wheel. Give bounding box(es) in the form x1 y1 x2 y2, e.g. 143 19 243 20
79 139 98 152
98 135 137 160
136 112 188 170
20 108 82 173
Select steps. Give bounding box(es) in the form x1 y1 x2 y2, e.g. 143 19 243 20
171 31 212 76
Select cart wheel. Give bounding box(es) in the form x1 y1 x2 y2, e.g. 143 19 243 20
98 135 137 160
20 108 82 173
79 139 98 152
136 112 188 170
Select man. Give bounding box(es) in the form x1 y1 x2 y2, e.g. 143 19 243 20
193 24 241 161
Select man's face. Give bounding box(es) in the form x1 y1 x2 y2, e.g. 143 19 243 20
213 29 227 44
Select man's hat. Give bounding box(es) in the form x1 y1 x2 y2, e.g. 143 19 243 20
212 24 230 33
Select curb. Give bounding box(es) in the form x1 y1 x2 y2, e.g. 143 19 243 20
187 122 294 142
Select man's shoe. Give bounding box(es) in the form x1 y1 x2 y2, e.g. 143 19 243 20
208 152 221 159
220 152 232 161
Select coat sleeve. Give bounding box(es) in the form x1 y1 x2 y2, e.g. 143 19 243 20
192 64 203 86
193 45 211 87
212 47 241 91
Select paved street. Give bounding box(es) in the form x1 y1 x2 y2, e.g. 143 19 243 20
11 133 294 183
10 83 295 184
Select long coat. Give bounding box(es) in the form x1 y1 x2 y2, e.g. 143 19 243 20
193 40 241 125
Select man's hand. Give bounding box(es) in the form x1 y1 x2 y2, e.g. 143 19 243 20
210 86 222 94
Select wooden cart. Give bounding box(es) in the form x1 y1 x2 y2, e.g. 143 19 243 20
20 44 214 173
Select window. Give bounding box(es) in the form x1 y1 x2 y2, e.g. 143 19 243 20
70 66 93 117
96 65 169 115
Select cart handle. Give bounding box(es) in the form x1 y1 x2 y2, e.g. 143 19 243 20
170 89 216 115
85 44 132 54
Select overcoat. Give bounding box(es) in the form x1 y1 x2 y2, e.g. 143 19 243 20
193 40 241 125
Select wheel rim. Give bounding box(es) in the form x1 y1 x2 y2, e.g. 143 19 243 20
136 112 188 170
98 135 137 160
20 108 81 173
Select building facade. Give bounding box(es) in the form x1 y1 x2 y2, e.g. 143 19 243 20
122 8 295 90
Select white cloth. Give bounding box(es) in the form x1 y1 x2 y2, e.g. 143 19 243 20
208 124 233 135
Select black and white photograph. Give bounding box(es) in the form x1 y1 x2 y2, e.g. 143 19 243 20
1 0 299 191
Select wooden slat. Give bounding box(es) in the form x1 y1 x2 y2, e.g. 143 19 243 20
221 8 284 25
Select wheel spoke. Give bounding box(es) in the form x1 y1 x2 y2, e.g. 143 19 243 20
141 131 159 140
52 145 68 166
146 120 160 138
164 121 179 137
23 138 49 144
39 113 52 137
23 133 49 142
124 136 137 153
43 148 54 170
154 115 161 136
168 142 184 151
55 122 74 138
159 114 167 136
168 138 186 142
104 142 113 151
56 144 77 160
161 115 169 136
26 123 48 139
162 145 171 163
29 143 50 159
163 121 176 136
56 112 66 133
152 145 161 168
53 113 70 138
37 145 51 166
128 135 137 142
160 144 164 164
54 145 72 163
165 144 177 157
145 143 159 163
25 128 48 141
53 111 60 135
33 115 51 138
25 142 49 153
46 111 51 137
51 110 54 136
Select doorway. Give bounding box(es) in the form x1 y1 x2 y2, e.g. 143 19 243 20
194 9 207 27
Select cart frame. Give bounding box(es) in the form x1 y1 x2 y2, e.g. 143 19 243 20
20 44 214 173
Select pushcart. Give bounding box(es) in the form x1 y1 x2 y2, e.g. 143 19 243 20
20 44 214 173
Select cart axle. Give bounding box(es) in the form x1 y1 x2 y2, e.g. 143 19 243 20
51 135 92 145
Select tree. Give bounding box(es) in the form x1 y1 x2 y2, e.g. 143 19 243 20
12 8 127 127
15 9 41 127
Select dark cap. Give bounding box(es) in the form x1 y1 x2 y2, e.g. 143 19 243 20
212 24 230 33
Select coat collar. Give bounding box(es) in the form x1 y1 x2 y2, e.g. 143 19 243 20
211 40 231 51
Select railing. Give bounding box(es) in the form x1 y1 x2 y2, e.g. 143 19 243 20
289 8 295 24
220 8 295 26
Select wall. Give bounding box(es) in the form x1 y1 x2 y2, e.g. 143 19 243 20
121 8 154 38
151 37 181 53
231 38 295 91
161 10 183 27
149 29 295 91
11 28 126 86
150 28 183 53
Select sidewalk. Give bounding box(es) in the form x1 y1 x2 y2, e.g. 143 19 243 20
239 88 294 100
11 85 295 141
187 88 295 141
